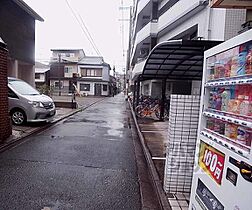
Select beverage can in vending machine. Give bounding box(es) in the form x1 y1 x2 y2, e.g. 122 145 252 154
237 45 247 76
237 127 252 146
230 55 238 77
245 44 252 75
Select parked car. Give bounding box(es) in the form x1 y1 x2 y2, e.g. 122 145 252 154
8 77 56 125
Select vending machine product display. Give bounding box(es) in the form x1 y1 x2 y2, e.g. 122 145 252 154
189 29 252 210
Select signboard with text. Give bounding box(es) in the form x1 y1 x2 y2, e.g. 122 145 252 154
210 0 252 9
198 141 225 185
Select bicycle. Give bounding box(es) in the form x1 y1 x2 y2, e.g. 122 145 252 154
135 96 169 120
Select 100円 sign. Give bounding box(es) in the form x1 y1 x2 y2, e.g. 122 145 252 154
198 141 225 185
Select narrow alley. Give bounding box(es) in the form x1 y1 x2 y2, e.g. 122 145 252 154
0 94 158 210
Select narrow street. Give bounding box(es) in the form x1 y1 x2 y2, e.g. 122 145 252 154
0 94 154 210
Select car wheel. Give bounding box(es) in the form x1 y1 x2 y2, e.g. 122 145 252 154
11 109 27 125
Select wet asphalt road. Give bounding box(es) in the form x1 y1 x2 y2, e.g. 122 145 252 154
0 94 141 210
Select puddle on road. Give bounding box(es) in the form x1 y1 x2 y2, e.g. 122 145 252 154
106 129 123 138
41 200 72 210
106 138 122 141
107 121 124 129
64 118 106 124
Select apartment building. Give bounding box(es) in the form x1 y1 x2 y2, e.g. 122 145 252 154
127 0 252 199
127 0 248 99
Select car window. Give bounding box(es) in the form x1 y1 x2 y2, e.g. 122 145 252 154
8 80 40 95
8 88 18 98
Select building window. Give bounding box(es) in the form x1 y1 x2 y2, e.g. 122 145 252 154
54 81 63 88
65 66 73 73
35 73 40 79
80 68 86 77
80 68 102 77
103 84 108 91
95 69 102 76
80 83 90 91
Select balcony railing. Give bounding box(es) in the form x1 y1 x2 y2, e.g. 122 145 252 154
137 0 151 15
158 0 207 33
135 21 158 45
132 59 146 79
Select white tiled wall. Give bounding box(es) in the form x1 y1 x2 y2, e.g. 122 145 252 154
164 95 200 194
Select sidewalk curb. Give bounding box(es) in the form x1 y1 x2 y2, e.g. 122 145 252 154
128 101 171 210
0 98 106 153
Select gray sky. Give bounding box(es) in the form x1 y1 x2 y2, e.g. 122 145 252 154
23 0 132 73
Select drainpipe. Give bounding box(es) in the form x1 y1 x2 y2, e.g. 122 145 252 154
160 78 166 121
133 80 137 110
136 77 140 107
206 7 212 39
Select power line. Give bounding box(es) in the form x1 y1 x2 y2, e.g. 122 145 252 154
78 14 101 56
65 0 101 56
120 0 125 59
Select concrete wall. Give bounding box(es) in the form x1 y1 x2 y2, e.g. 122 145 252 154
18 63 35 87
158 7 227 42
102 65 110 81
0 43 12 141
7 59 35 86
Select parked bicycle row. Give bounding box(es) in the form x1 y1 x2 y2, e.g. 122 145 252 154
133 95 170 120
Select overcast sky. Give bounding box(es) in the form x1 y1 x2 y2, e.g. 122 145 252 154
23 0 132 73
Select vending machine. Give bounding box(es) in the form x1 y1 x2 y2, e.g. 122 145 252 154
189 29 252 210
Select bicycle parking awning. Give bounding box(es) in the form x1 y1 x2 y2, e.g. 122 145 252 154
139 39 221 81
132 39 221 121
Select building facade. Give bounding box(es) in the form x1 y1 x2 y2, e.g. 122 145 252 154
0 0 43 86
77 56 111 96
127 0 248 97
50 50 111 96
49 49 84 95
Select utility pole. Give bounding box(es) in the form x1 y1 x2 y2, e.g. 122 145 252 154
58 54 61 96
126 6 133 96
119 1 131 96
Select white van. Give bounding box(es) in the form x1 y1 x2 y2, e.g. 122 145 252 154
8 77 56 125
